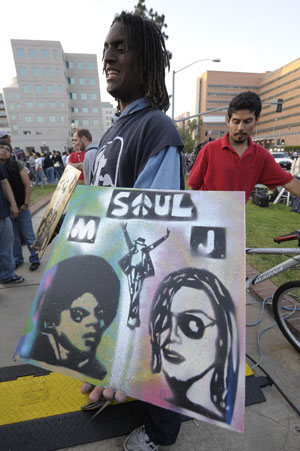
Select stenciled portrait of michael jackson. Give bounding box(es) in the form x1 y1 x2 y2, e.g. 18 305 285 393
149 267 239 424
25 254 120 380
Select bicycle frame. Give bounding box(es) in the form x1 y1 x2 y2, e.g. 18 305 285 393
246 248 300 289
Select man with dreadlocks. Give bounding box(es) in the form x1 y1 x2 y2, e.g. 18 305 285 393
81 11 184 451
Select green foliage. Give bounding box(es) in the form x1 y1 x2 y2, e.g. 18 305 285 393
177 119 198 154
246 201 300 286
133 0 172 59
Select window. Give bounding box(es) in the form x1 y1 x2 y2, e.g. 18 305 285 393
41 49 50 59
26 101 33 108
15 93 20 99
35 85 42 94
44 67 52 76
37 116 45 122
13 125 18 130
66 61 73 69
36 131 43 135
23 131 31 135
88 62 94 70
38 102 45 108
72 119 79 126
89 77 96 85
32 67 40 76
92 107 99 113
8 104 14 110
79 78 86 85
16 104 21 110
29 49 37 58
72 107 79 113
53 49 59 59
60 102 65 108
56 68 60 77
80 93 87 100
60 115 65 122
90 93 97 100
58 85 63 94
16 48 25 57
70 93 77 100
47 85 55 94
77 61 84 69
6 93 12 99
19 67 28 76
82 107 88 113
24 115 32 123
83 120 89 126
11 115 17 120
48 115 56 123
23 85 31 94
49 102 57 108
93 120 100 125
68 77 75 85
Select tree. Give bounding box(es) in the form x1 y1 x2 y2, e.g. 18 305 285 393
133 0 172 59
177 119 199 154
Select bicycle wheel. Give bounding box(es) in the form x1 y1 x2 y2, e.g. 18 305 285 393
272 281 300 353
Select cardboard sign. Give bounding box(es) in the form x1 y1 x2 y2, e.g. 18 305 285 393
35 164 81 259
15 186 245 432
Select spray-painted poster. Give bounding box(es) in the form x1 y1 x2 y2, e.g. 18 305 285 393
15 186 245 432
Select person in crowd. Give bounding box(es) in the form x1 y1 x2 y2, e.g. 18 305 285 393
71 129 98 185
43 152 55 184
53 150 64 181
188 91 300 202
34 152 45 187
81 11 184 451
0 144 24 284
0 139 40 271
69 133 86 184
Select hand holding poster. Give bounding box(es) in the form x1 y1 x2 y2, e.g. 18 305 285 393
15 186 245 432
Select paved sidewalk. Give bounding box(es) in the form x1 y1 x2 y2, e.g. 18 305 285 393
0 198 299 451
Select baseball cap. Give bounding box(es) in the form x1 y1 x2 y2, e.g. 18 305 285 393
0 131 10 139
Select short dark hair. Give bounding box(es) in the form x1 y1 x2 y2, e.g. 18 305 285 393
77 128 93 142
228 91 262 119
109 12 170 112
0 139 12 151
37 255 120 331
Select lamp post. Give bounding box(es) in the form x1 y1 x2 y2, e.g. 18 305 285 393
171 58 221 120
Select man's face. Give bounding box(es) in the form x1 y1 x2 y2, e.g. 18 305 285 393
160 286 218 382
73 132 84 152
226 109 257 145
56 292 104 354
0 144 11 161
103 21 144 111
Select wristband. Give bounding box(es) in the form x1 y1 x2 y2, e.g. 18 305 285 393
23 203 28 207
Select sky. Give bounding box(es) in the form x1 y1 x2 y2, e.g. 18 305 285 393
1 0 300 118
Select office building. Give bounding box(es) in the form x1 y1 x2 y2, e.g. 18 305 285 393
101 101 116 132
194 58 300 148
3 39 104 153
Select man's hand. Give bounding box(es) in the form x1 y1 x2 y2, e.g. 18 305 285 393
10 204 19 219
81 382 127 403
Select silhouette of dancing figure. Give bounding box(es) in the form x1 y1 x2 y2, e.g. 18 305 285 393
119 223 170 329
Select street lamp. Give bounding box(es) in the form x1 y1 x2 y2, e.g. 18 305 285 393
171 58 221 120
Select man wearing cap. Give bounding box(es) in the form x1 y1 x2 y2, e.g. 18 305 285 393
0 141 24 284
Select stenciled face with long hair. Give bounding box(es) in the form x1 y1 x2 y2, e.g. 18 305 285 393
159 286 218 382
55 292 105 354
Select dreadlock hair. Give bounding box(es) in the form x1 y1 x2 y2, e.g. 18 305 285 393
107 12 170 112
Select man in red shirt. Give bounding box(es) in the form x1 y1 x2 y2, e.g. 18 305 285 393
68 131 86 184
188 91 300 202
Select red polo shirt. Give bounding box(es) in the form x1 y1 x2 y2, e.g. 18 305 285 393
188 134 293 202
68 151 86 180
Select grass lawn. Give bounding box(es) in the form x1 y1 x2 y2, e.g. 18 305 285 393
246 201 300 286
30 184 56 206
